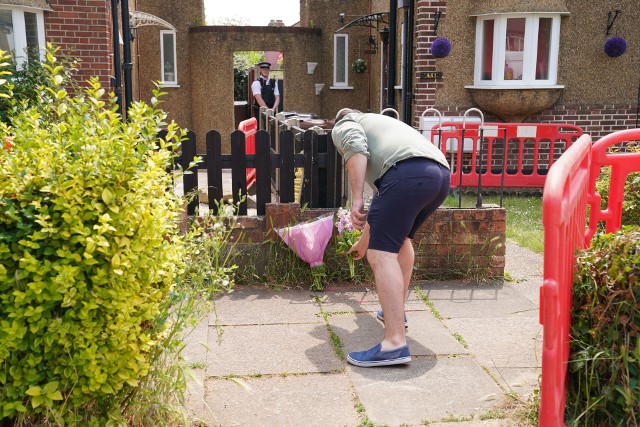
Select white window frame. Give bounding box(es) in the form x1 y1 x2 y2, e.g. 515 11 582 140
469 13 563 89
160 30 177 86
332 33 350 88
0 6 45 70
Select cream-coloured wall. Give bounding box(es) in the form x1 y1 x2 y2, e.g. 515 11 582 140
187 26 323 151
423 0 640 110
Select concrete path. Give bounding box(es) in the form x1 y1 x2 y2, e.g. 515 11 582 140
183 240 543 427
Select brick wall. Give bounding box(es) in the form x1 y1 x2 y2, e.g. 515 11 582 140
45 0 113 89
227 203 506 280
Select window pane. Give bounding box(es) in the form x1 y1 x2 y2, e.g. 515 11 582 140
504 18 525 80
0 10 14 57
24 12 39 62
536 18 552 80
481 20 494 80
162 33 175 82
336 36 346 83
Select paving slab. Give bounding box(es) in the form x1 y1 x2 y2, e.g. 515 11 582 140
428 420 514 426
445 317 542 369
484 366 540 399
210 287 323 326
504 240 543 280
316 288 432 314
203 373 360 427
348 356 503 426
328 311 467 357
185 368 213 425
182 316 210 365
205 323 343 377
418 281 538 319
504 240 544 306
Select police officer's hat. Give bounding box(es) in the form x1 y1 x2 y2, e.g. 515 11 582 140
257 62 271 69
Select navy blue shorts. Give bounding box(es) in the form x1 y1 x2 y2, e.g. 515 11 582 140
367 158 450 253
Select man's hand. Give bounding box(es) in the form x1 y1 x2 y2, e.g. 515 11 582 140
347 223 369 260
350 198 366 231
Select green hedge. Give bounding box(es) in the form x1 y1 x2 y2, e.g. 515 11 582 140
595 144 640 227
567 227 640 426
0 46 189 424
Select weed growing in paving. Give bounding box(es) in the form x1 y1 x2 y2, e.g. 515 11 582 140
413 286 443 320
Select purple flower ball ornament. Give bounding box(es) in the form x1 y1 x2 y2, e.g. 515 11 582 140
604 36 627 58
431 37 452 58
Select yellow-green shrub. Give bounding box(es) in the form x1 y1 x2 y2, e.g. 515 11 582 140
0 46 188 424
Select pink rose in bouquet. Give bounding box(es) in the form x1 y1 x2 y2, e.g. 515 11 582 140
335 207 362 278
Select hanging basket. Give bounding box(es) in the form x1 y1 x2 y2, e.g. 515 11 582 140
604 36 627 58
352 58 367 74
431 37 452 58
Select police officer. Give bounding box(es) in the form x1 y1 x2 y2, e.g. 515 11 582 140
251 61 280 119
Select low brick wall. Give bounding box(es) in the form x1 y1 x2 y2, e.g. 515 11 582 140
228 203 506 280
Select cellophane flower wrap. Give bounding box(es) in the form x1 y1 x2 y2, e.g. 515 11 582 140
335 207 362 278
275 214 334 291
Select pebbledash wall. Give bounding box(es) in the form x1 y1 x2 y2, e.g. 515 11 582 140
44 0 113 90
413 0 640 140
225 203 506 279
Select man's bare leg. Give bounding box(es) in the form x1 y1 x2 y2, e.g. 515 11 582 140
366 248 406 350
398 238 414 301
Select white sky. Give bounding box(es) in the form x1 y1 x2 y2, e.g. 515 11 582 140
204 0 301 26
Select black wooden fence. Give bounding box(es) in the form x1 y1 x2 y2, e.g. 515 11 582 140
169 128 344 216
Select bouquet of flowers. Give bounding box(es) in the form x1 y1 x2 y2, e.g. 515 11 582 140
335 207 362 278
275 213 334 291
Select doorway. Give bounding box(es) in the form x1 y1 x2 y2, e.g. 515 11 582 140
233 50 284 128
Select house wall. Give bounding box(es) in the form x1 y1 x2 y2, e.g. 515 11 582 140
134 0 203 140
413 0 640 139
186 26 323 152
45 0 113 89
301 0 385 118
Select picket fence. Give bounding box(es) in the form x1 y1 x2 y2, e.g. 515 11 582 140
168 128 344 216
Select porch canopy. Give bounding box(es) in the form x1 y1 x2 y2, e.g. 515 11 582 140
0 0 53 11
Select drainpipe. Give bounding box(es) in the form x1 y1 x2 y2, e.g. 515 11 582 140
400 0 414 125
110 0 122 115
386 0 397 111
121 0 133 119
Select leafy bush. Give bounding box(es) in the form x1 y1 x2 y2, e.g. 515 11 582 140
595 143 640 227
0 45 210 425
0 48 79 124
566 227 640 426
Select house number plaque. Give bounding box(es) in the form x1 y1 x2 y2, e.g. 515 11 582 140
420 71 443 79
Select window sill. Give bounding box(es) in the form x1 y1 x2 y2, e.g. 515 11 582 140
465 84 565 90
330 85 354 90
160 83 180 88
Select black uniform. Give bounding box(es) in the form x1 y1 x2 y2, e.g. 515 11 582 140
253 77 277 119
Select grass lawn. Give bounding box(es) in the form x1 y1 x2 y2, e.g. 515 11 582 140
442 191 544 254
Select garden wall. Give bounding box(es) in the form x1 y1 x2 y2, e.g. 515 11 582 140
228 203 506 280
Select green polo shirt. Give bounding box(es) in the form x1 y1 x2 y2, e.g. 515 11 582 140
331 112 449 188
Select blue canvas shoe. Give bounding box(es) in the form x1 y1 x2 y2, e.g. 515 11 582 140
376 308 409 329
347 343 411 367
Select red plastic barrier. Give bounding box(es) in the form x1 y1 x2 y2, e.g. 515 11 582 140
539 134 592 427
238 117 257 189
586 128 640 241
539 128 640 426
429 122 583 188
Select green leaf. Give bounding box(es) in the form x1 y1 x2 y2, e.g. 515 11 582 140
102 187 114 204
25 386 42 396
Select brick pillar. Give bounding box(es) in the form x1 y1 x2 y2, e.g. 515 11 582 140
265 203 301 240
